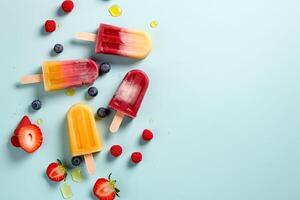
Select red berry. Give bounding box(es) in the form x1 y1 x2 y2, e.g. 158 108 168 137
14 115 31 136
11 136 20 147
93 173 120 200
46 160 67 182
131 152 142 164
61 0 74 13
11 115 32 148
142 129 153 141
44 20 56 33
110 145 122 157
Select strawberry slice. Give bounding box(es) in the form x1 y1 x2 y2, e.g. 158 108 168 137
11 116 32 148
46 160 67 182
10 136 20 147
93 173 120 200
17 124 43 153
14 115 31 135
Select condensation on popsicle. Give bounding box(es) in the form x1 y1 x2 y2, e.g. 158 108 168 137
20 59 99 92
109 70 149 133
75 24 152 59
67 104 103 175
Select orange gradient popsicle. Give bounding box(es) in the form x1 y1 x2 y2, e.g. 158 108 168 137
43 59 98 91
20 59 99 92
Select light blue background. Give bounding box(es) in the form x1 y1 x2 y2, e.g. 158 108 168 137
1 0 300 199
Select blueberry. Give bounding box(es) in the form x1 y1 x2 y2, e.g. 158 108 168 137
97 107 111 118
88 87 98 97
99 62 111 74
53 44 64 54
71 156 82 166
31 100 42 110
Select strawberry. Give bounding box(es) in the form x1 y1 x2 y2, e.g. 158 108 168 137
10 136 20 147
14 115 31 135
17 124 43 153
46 159 67 182
11 116 32 148
93 173 120 200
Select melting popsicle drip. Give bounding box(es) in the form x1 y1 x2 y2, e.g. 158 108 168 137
65 88 75 96
109 5 122 17
37 118 43 125
150 20 158 28
71 168 84 183
60 182 73 199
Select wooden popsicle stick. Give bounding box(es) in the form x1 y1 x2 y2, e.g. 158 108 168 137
20 74 43 84
75 32 96 42
84 154 96 175
109 111 125 133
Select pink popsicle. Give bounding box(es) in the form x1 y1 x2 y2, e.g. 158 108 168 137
109 70 149 133
75 24 152 59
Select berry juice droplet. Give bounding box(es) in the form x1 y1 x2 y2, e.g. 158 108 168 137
37 118 43 125
65 88 75 96
150 20 158 28
71 168 83 183
109 5 122 17
60 182 73 199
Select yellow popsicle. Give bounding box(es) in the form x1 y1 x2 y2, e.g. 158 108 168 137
67 104 102 157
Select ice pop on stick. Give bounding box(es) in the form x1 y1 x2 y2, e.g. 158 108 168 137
67 104 103 175
20 59 99 91
75 24 152 59
109 70 149 133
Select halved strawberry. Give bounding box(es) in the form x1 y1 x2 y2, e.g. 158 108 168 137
46 159 67 182
10 136 20 147
11 116 32 148
93 173 120 200
17 124 43 153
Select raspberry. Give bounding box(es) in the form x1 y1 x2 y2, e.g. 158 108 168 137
142 129 153 141
110 145 122 157
131 152 142 163
61 0 74 13
44 20 56 33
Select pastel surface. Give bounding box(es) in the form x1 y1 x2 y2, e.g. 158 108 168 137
1 0 300 200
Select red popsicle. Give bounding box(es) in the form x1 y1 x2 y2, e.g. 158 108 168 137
75 24 152 59
109 70 149 133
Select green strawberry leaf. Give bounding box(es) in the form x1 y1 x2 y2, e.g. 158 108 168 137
57 159 62 166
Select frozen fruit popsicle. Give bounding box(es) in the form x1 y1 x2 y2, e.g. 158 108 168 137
109 69 149 133
20 59 99 91
67 103 103 175
75 23 151 59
